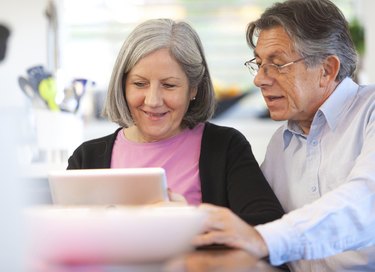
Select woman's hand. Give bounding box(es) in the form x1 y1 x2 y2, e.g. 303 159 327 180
149 190 188 207
193 204 269 258
168 189 188 204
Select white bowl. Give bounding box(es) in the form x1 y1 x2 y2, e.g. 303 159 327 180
25 206 206 265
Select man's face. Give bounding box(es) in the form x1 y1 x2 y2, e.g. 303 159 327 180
253 26 327 129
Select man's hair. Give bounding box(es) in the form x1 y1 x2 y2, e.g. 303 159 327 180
246 0 357 81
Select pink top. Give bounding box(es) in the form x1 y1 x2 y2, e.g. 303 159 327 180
111 123 205 205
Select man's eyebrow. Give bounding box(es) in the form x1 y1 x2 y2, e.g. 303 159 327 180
253 50 288 61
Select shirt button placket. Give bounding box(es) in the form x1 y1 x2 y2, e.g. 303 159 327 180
307 135 320 200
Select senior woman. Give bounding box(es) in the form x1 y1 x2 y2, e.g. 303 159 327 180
67 18 283 225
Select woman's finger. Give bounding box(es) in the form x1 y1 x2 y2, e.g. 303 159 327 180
167 189 188 204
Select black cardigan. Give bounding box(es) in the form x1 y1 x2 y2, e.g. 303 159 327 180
68 122 284 225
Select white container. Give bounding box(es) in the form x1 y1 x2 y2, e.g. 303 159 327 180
34 109 83 164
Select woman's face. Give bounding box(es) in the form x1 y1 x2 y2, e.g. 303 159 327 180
125 48 196 142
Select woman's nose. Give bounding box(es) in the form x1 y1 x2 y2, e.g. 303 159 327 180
144 85 163 107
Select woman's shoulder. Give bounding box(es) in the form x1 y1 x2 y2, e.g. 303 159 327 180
202 122 248 146
76 127 122 150
204 121 245 137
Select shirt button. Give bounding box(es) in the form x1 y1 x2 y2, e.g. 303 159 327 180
312 140 318 146
311 186 317 192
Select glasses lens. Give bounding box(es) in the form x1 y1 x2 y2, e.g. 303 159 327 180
266 64 281 76
245 61 258 76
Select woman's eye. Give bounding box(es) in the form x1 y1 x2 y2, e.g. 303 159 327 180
163 83 176 89
133 82 146 87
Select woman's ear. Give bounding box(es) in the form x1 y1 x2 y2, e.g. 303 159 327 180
320 55 340 87
190 87 198 101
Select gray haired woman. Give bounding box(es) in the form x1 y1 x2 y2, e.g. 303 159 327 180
68 18 283 225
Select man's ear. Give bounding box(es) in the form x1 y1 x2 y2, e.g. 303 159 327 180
320 55 340 87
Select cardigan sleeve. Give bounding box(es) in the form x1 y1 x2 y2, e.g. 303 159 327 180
200 122 284 225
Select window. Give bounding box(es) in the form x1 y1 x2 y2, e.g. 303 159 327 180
56 0 359 97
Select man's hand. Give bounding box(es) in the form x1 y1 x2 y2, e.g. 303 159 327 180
193 204 269 258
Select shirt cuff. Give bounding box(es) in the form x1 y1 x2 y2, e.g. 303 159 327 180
255 217 302 265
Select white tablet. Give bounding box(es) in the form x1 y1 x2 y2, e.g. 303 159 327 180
48 168 169 206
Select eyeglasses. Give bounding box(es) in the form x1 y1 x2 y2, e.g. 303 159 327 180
244 57 307 76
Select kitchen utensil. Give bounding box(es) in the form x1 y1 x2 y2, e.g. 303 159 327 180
38 77 60 111
72 78 88 113
18 76 47 109
59 86 76 113
59 78 90 113
27 65 51 93
18 76 37 99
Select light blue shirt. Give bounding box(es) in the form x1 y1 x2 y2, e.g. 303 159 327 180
256 78 375 271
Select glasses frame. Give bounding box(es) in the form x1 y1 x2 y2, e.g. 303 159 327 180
244 57 307 76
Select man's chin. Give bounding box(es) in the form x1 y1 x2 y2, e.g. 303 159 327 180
268 111 287 121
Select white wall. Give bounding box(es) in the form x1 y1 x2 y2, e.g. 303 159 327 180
362 0 375 82
0 0 48 270
0 0 48 107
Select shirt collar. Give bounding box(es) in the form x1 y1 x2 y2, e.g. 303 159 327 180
282 122 304 149
319 77 358 130
282 77 358 149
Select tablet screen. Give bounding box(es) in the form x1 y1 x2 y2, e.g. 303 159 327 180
48 168 168 206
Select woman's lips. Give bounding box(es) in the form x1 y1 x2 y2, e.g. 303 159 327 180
143 110 167 120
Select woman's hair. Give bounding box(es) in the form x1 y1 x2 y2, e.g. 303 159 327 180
102 18 216 128
246 0 358 81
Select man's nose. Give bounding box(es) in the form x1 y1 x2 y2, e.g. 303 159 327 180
253 66 273 87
